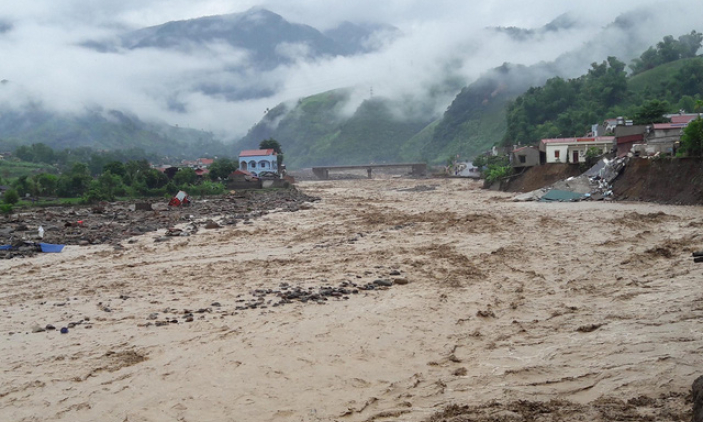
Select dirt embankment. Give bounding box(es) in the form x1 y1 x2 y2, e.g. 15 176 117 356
500 158 703 205
613 157 703 204
499 164 582 193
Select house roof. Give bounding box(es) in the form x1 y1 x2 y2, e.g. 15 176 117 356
239 149 276 157
194 168 210 175
652 123 687 130
541 136 615 145
616 134 644 144
670 114 701 124
512 145 538 153
232 169 255 177
199 158 214 165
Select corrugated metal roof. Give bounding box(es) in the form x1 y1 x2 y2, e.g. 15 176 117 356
670 114 701 124
541 137 615 144
652 123 687 130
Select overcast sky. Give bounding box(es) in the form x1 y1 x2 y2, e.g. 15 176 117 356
0 0 699 141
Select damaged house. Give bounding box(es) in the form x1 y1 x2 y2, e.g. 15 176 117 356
539 137 615 164
510 146 540 168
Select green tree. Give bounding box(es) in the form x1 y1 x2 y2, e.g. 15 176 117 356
208 158 237 181
143 169 168 189
13 143 56 164
33 173 58 197
259 138 283 154
173 167 197 186
56 163 93 197
124 159 151 185
678 30 703 58
96 171 124 201
657 35 681 63
12 175 37 197
102 161 127 179
630 47 660 75
633 100 671 125
680 117 703 156
14 145 35 162
3 188 19 205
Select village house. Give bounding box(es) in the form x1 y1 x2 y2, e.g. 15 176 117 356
539 137 615 164
510 145 540 168
614 124 647 157
238 149 278 176
640 123 686 155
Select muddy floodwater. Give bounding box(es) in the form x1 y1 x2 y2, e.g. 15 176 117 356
1 178 701 421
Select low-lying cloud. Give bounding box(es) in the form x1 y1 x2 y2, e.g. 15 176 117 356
0 0 700 142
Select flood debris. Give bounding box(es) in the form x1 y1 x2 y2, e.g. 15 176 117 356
514 157 627 202
0 188 320 259
168 190 191 207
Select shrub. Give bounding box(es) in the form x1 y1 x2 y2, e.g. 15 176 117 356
3 188 20 205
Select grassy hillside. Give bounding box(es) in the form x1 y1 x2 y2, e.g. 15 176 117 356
237 89 432 168
425 63 554 162
628 56 703 95
0 159 57 179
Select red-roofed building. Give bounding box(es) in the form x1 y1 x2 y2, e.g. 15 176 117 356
669 113 702 125
238 149 278 175
198 158 214 166
194 168 210 177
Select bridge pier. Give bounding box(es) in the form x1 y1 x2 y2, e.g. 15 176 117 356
312 168 330 179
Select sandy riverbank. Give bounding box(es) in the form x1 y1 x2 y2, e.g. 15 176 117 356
1 178 702 421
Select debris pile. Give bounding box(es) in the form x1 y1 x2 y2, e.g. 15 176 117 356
514 157 627 202
0 188 320 258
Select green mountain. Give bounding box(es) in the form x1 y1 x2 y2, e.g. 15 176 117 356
237 89 434 168
0 105 232 158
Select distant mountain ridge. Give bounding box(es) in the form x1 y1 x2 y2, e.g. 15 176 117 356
85 8 399 70
489 13 581 41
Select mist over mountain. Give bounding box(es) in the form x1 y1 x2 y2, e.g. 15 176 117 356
489 13 582 41
85 8 397 70
0 1 700 164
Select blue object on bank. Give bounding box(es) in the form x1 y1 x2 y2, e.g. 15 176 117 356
39 243 65 253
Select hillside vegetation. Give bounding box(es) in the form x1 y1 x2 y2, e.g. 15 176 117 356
239 30 702 168
238 90 433 168
502 55 703 146
0 107 232 158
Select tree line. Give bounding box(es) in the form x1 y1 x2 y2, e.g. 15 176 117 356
502 31 703 147
1 139 288 212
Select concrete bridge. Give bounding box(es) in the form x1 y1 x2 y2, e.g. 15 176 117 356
311 163 427 180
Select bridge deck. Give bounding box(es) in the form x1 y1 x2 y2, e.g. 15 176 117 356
311 163 427 179
312 163 425 170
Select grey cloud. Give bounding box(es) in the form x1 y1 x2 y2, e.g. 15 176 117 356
0 0 700 142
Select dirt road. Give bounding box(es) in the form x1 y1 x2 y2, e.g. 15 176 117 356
1 178 701 421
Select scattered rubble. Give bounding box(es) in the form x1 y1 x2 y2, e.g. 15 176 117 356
0 188 320 258
514 157 627 202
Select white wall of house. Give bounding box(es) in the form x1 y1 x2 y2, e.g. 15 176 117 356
545 145 569 163
545 142 611 163
238 154 278 175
